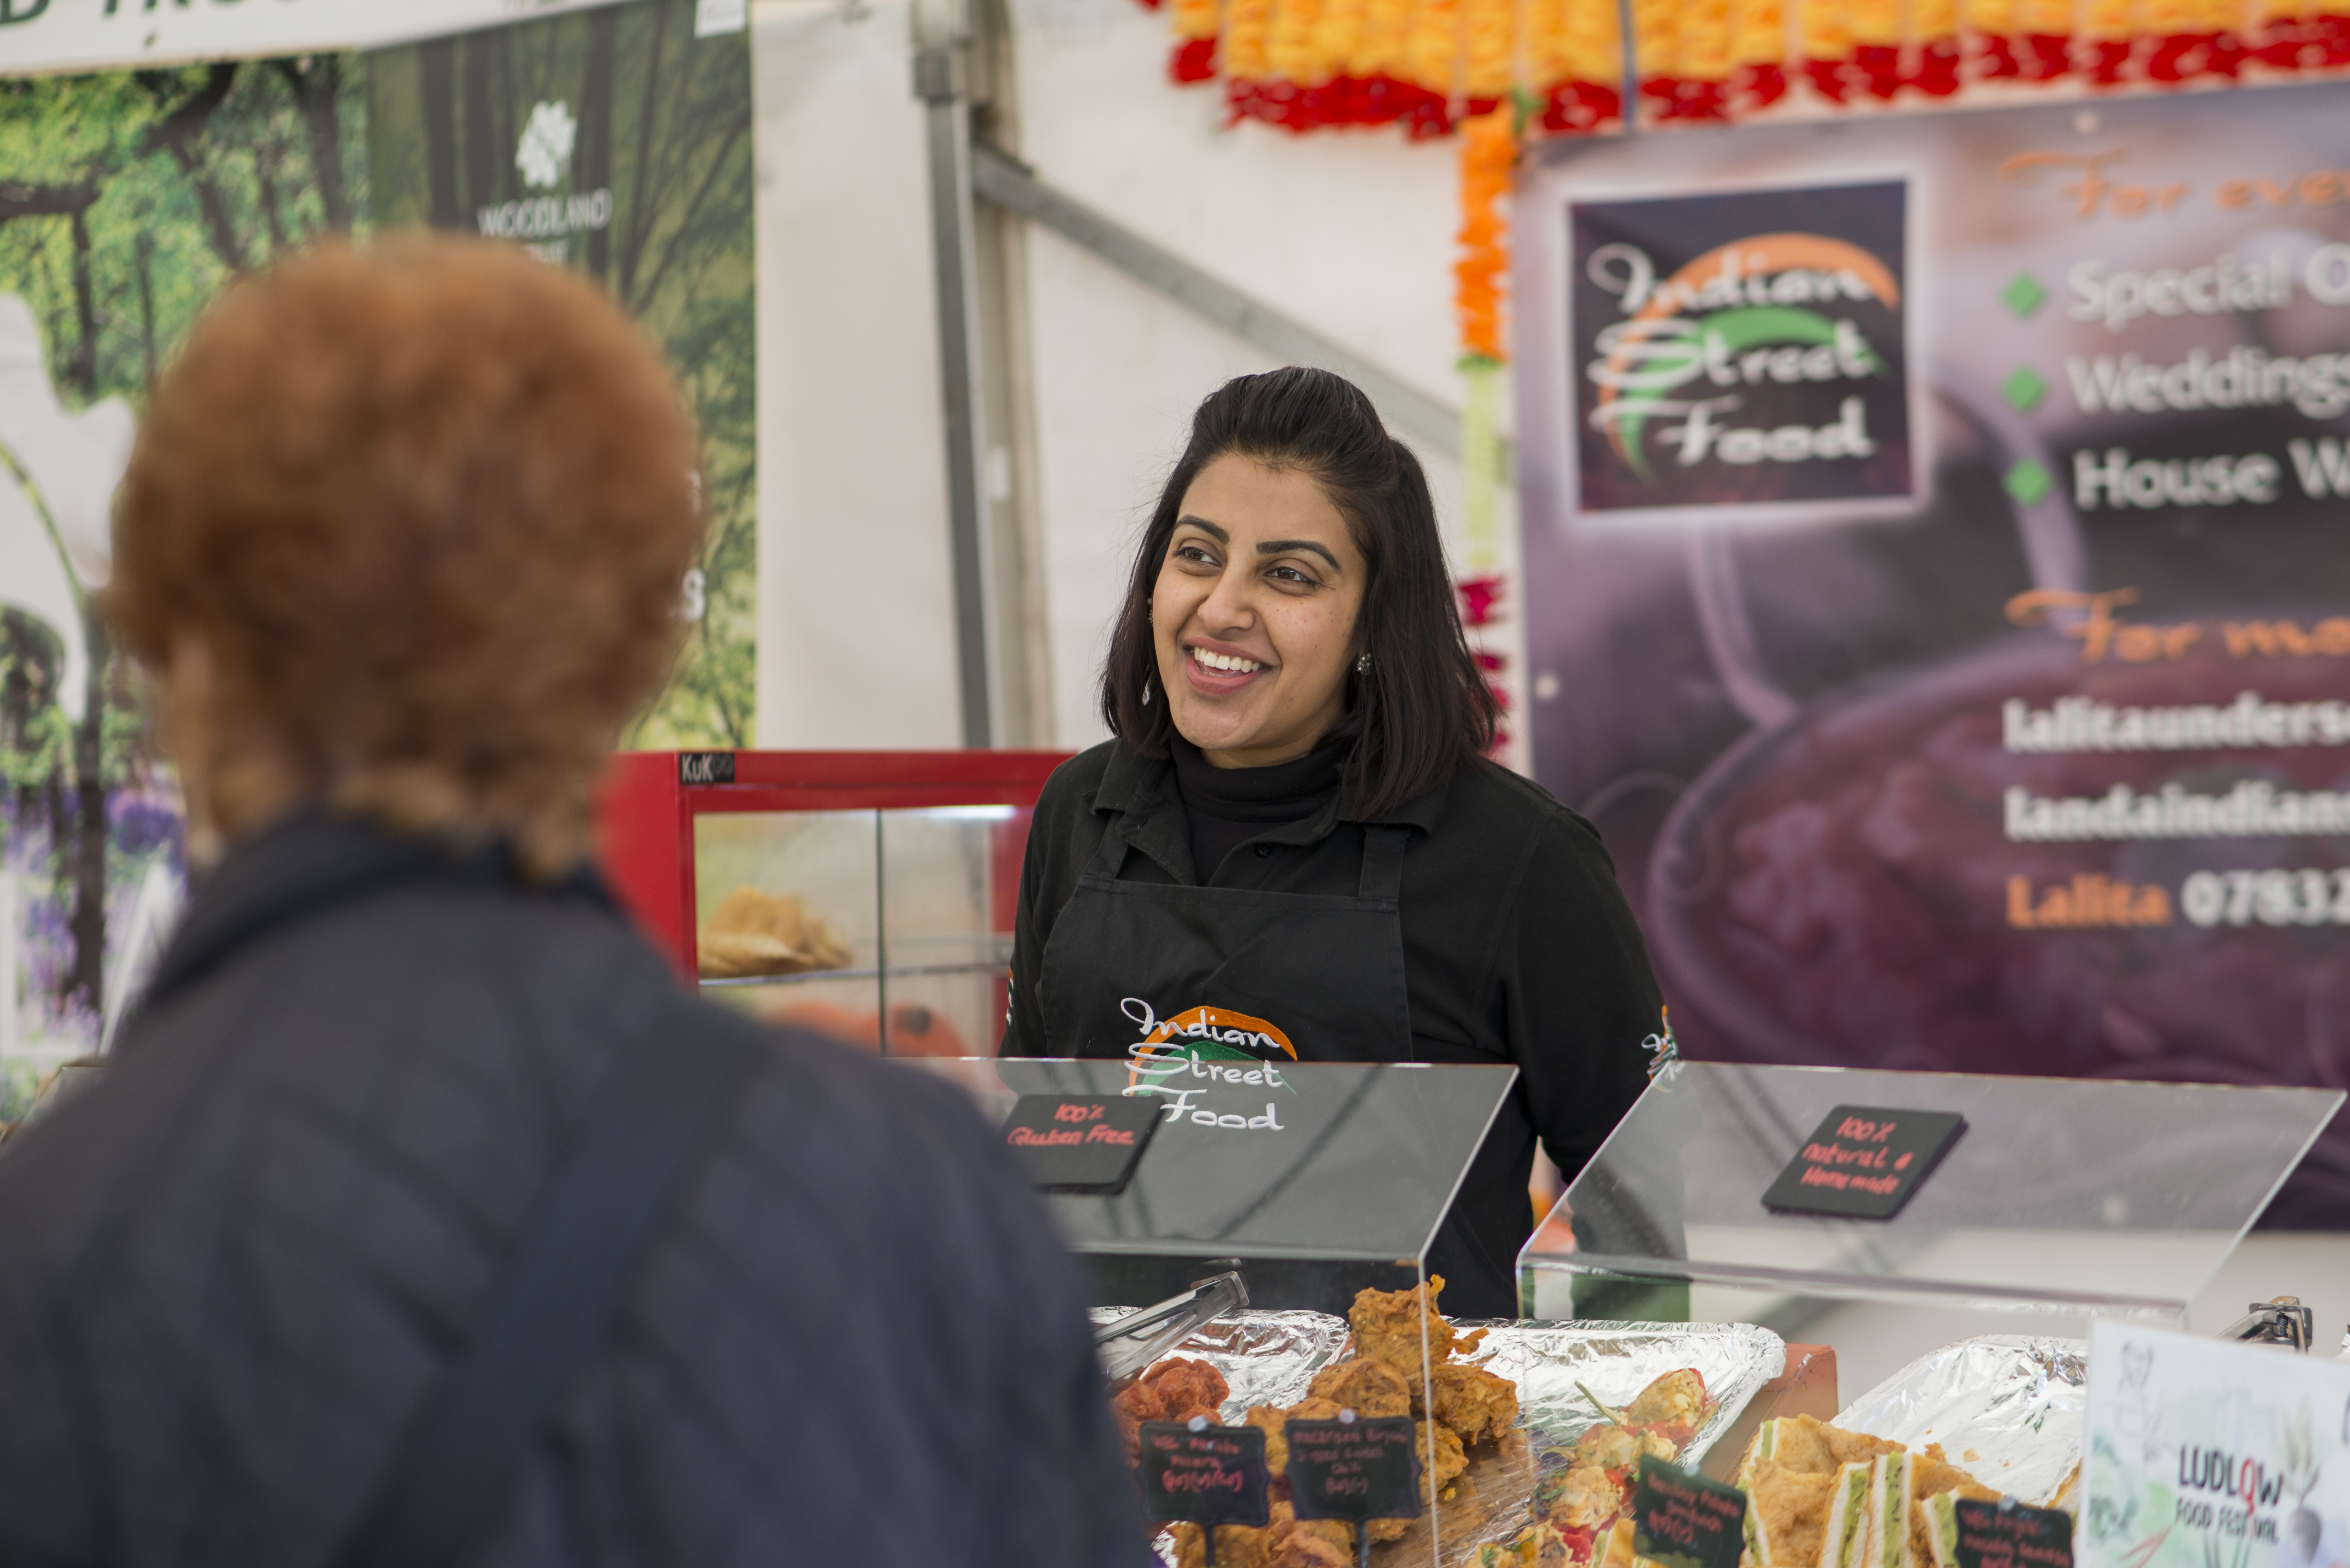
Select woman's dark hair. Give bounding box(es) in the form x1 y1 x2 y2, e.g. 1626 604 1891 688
1100 366 1499 818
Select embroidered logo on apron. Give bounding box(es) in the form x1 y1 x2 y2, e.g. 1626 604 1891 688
1119 997 1296 1061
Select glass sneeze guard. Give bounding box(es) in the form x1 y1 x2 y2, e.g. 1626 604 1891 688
1525 1059 2345 1321
906 1057 1519 1314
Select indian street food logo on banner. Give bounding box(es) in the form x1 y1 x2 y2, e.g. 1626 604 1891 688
1568 180 1921 524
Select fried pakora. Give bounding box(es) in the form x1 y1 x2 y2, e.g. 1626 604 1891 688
1266 1501 1355 1568
1421 1417 1469 1501
1430 1360 1522 1445
1109 1355 1231 1459
1171 1520 1268 1568
1307 1355 1412 1420
1246 1397 1343 1475
1346 1276 1458 1389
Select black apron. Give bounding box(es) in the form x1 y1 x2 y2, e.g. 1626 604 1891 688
1037 818 1521 1316
1038 823 1413 1063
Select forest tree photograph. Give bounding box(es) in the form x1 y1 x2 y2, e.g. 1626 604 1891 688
0 57 366 1093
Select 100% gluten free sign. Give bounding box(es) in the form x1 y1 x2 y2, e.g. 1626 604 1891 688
999 1094 1160 1195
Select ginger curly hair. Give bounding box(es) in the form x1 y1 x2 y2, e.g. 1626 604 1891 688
110 237 703 878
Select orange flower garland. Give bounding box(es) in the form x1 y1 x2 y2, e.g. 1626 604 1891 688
1454 105 1517 759
1189 0 1624 138
1147 0 2350 124
1453 106 1513 362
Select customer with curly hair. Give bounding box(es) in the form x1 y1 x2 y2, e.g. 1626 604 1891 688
0 238 1145 1568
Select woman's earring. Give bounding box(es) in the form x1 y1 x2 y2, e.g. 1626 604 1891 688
1142 679 1153 707
1355 652 1372 674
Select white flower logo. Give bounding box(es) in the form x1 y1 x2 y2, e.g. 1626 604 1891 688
515 101 577 191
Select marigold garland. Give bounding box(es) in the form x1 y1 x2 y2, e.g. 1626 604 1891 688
1455 107 1517 754
1146 0 2350 131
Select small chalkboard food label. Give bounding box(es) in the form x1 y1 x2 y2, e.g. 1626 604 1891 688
677 751 734 786
1137 1420 1272 1537
1633 1456 1749 1568
1286 1412 1422 1528
1760 1105 1965 1220
999 1094 1161 1194
1934 1497 2073 1568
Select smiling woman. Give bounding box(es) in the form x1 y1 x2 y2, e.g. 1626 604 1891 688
1001 367 1667 1319
1104 366 1496 813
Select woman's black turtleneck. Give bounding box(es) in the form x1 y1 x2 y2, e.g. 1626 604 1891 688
1169 732 1344 884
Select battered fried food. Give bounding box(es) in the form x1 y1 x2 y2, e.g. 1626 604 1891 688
1144 1356 1232 1420
1346 1276 1459 1391
695 887 854 978
1109 1355 1231 1459
1245 1397 1343 1475
1307 1355 1412 1420
1265 1501 1355 1568
1431 1360 1522 1445
1421 1417 1469 1500
1172 1520 1274 1568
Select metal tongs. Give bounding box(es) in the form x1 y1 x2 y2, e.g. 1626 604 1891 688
1095 1270 1248 1383
2219 1294 2316 1352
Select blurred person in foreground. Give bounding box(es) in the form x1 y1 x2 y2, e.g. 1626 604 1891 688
0 238 1145 1568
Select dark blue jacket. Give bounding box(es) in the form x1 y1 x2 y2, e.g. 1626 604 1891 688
0 814 1147 1568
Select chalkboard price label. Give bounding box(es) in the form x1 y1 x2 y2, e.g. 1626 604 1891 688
1137 1421 1272 1533
1950 1498 2073 1568
1761 1104 1965 1220
1000 1094 1161 1194
1286 1413 1422 1525
1632 1455 1749 1568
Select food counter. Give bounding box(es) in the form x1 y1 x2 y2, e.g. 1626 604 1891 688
914 1055 2344 1567
592 756 2350 1568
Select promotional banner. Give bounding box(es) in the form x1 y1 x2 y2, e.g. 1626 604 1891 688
0 0 669 84
1518 81 2350 1222
0 0 753 1088
366 0 756 749
0 55 366 1089
2082 1320 2350 1568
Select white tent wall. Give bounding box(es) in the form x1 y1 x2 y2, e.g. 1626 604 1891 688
747 0 1529 754
992 0 1529 755
751 0 968 748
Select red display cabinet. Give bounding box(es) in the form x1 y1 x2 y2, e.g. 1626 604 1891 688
596 750 1071 1056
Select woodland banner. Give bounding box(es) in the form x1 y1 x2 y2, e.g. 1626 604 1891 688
0 0 751 1093
1518 81 2350 1224
0 0 657 83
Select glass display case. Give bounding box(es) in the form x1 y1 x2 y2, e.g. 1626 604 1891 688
1522 1060 2344 1323
1522 1059 2343 1425
906 1056 1521 1314
595 750 1068 1055
907 1055 1529 1564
